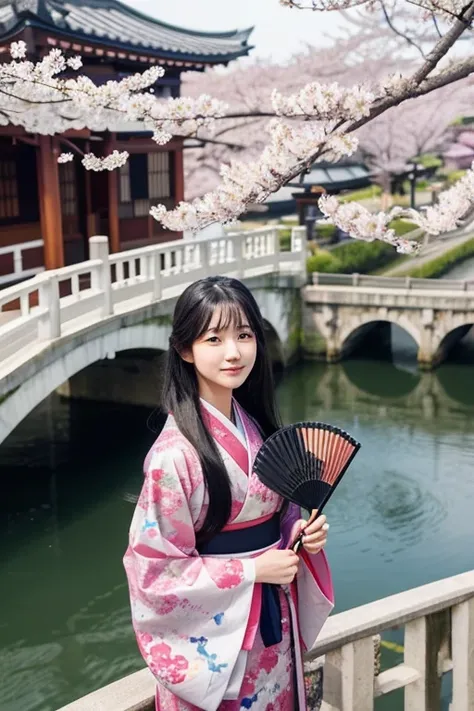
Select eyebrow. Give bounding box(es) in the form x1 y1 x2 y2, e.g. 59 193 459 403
204 323 251 333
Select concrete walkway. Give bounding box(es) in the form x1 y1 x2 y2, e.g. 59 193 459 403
383 231 474 276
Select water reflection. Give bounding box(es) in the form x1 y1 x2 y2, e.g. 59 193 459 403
1 356 474 710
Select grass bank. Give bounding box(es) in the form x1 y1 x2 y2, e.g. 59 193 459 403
306 220 418 275
399 236 474 278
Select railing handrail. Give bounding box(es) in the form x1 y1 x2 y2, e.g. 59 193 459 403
308 569 474 658
54 568 474 711
311 271 474 291
0 227 306 384
0 238 44 256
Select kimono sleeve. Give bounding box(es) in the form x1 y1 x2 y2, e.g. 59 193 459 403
123 445 256 711
281 502 334 652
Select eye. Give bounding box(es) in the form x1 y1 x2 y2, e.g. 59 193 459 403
206 336 220 343
238 332 253 340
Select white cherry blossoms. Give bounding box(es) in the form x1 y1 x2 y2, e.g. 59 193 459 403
1 42 227 170
152 82 374 231
319 162 474 253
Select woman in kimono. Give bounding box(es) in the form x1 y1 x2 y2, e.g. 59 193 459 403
124 275 334 711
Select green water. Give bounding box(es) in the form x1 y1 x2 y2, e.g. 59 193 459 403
2 260 474 710
1 354 474 710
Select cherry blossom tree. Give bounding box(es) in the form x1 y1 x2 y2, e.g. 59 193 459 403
182 25 411 200
357 83 472 193
2 0 474 253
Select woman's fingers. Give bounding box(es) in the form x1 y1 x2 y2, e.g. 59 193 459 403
302 515 328 536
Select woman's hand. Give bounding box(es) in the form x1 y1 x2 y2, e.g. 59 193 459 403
254 549 299 585
291 515 329 555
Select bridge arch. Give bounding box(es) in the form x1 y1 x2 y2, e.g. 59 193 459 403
339 315 421 360
432 321 474 367
0 323 171 446
0 308 289 445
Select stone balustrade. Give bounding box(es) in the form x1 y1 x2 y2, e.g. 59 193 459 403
56 570 474 711
0 226 306 377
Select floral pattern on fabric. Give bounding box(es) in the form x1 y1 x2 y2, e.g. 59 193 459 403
124 399 334 711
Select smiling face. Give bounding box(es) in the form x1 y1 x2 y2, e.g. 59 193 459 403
181 304 257 400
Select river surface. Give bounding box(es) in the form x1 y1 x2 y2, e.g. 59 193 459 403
1 263 474 711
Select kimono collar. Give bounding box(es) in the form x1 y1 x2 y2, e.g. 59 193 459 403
200 397 249 476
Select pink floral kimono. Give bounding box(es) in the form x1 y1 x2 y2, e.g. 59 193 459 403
123 399 334 711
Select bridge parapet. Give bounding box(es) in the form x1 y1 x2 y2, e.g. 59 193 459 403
55 570 474 711
303 272 474 369
0 226 306 381
313 272 474 292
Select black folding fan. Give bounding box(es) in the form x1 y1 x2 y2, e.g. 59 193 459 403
253 422 361 552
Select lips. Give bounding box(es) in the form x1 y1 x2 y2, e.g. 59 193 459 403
222 366 244 373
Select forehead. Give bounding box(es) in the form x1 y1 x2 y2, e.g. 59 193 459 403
207 304 249 329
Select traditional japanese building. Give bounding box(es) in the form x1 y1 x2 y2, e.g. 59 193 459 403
0 0 252 284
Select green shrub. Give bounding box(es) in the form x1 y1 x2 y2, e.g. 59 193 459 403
279 229 292 251
402 237 474 278
330 239 398 273
315 223 337 240
411 154 443 169
340 185 382 203
307 251 342 273
445 169 467 186
390 219 418 236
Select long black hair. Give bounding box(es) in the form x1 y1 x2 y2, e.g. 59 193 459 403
163 275 282 546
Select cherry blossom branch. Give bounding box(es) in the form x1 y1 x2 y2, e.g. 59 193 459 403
380 1 428 56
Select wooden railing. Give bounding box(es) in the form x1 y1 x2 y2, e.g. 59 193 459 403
0 239 44 286
56 570 474 711
0 226 306 375
312 271 474 292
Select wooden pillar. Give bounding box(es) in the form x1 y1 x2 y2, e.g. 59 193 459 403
174 148 184 204
83 142 95 240
37 135 64 269
105 135 120 253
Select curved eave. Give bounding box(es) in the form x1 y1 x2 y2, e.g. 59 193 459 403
288 175 372 194
0 17 253 65
109 1 254 42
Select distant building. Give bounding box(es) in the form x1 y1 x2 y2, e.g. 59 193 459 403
0 0 252 284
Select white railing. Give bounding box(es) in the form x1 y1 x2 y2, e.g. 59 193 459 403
55 570 474 711
312 271 474 292
0 239 44 286
0 227 306 373
313 569 474 711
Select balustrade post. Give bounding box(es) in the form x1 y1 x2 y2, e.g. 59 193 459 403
89 236 113 317
272 228 280 271
405 276 412 289
291 226 307 281
323 637 375 711
352 273 360 287
38 274 60 341
451 598 474 711
233 235 245 278
405 611 449 711
152 251 162 301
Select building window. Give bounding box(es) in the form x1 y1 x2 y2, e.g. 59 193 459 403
59 162 77 217
0 160 19 219
118 152 173 218
148 152 171 199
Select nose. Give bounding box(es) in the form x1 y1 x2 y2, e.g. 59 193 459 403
224 338 241 361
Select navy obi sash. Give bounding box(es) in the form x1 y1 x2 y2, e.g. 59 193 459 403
198 513 283 648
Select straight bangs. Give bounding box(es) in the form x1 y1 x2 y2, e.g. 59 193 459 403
195 292 258 342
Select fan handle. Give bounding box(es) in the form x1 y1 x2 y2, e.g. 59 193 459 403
291 508 318 554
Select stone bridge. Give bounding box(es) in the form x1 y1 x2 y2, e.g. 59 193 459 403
0 227 306 446
303 272 474 369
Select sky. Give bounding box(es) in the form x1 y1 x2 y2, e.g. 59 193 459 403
127 0 350 63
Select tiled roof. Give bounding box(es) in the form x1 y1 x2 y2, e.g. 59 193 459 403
0 0 253 64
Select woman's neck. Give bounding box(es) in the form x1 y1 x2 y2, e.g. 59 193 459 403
198 382 233 421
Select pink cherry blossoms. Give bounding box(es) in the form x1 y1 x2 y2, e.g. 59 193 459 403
3 0 474 252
